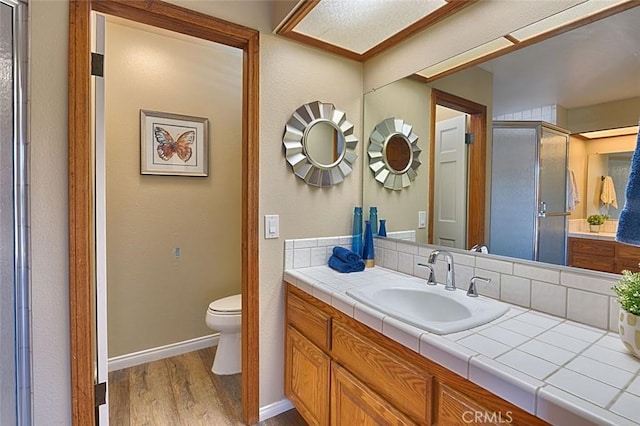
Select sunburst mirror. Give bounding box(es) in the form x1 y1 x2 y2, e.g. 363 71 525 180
368 117 421 190
283 101 358 188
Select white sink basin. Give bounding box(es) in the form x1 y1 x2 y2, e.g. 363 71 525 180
346 280 509 335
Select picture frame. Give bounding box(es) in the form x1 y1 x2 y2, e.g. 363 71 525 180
140 109 209 176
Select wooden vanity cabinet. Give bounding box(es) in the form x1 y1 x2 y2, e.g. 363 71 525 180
567 237 616 272
567 237 640 273
331 362 414 425
284 283 547 426
285 326 330 426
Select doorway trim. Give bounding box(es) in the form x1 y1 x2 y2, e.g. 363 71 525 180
429 89 486 249
68 1 260 424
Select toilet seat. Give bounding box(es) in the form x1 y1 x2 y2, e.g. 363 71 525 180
208 294 241 315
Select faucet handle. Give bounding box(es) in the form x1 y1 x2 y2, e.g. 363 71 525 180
467 276 491 297
417 263 437 285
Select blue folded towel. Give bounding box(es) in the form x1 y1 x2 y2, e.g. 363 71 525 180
328 255 365 273
332 246 361 263
616 125 640 246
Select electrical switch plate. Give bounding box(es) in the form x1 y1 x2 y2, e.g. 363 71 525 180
418 211 427 229
265 215 279 239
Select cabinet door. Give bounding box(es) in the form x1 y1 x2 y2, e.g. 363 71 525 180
437 384 504 425
567 238 615 272
331 362 415 426
332 322 432 424
285 325 330 426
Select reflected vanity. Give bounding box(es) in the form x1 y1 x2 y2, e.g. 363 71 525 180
362 6 640 275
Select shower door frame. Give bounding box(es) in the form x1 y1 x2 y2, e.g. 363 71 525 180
1 0 31 424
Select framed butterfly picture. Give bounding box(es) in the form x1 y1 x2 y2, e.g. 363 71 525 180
140 110 209 176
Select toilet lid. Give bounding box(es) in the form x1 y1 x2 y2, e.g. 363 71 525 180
208 294 242 314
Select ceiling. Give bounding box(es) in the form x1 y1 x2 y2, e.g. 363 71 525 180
480 5 640 117
279 1 640 118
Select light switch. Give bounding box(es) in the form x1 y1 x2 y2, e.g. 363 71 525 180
265 215 279 239
418 211 427 229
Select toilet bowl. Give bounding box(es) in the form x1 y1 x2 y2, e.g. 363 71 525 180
205 294 242 375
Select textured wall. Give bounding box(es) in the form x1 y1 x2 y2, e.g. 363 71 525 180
30 0 72 424
105 20 243 357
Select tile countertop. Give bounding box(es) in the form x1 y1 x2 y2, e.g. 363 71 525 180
568 231 617 241
284 265 640 426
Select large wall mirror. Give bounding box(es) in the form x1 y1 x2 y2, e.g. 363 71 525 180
363 5 640 272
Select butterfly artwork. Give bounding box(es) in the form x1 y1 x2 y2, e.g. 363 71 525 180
154 126 195 163
141 110 208 176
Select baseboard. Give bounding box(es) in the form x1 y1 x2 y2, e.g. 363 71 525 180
108 333 219 372
259 398 295 422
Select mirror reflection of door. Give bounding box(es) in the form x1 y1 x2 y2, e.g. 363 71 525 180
433 108 468 248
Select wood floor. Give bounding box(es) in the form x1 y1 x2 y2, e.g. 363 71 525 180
109 346 306 426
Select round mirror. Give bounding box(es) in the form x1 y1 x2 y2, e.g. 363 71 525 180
384 134 412 173
283 101 358 187
304 119 345 169
368 117 421 190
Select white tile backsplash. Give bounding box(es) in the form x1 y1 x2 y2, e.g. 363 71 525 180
501 275 531 307
475 256 513 274
567 288 609 329
286 235 622 347
514 263 560 284
531 280 567 317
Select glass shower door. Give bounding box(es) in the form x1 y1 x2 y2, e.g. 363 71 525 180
1 1 30 424
0 3 17 421
537 125 569 265
490 126 538 260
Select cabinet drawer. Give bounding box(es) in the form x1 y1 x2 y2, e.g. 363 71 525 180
331 322 432 424
569 238 615 256
616 243 640 263
569 252 615 273
616 259 640 274
438 384 501 425
287 291 331 351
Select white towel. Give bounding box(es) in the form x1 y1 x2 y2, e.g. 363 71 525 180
567 168 580 212
600 176 618 209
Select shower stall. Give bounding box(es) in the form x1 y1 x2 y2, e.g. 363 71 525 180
1 0 30 424
489 121 570 266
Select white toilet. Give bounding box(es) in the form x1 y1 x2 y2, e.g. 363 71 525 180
205 293 242 375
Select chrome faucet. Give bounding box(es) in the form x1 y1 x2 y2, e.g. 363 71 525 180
470 244 489 254
417 263 437 285
427 250 456 291
467 276 491 297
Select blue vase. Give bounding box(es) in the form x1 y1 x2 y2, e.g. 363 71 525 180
369 206 378 236
362 220 375 267
352 207 363 257
378 219 387 237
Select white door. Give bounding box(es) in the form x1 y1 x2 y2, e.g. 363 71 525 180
434 115 468 248
92 12 110 425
